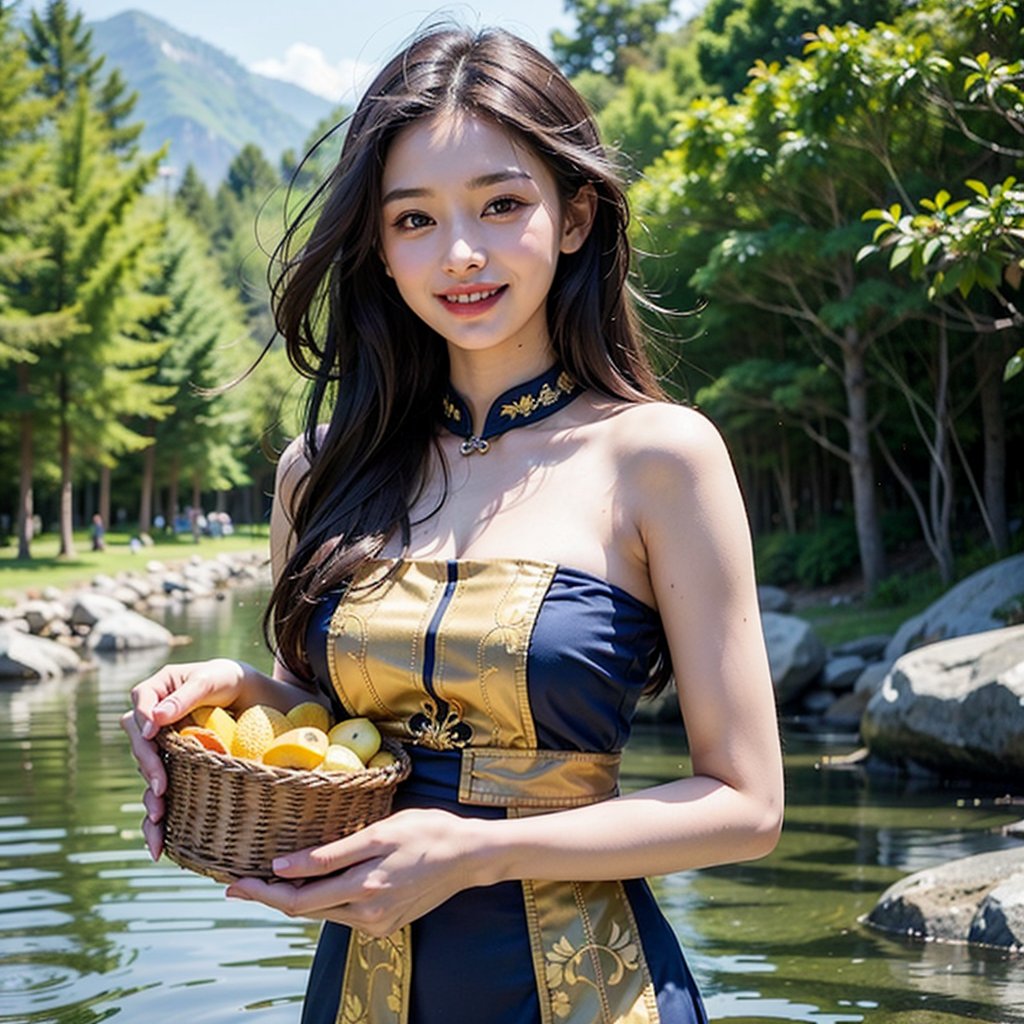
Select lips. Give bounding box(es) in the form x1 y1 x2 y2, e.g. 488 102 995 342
439 286 506 305
436 284 507 315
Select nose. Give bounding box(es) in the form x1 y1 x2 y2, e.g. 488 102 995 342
443 232 486 276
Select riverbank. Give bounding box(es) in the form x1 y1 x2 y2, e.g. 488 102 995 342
0 528 269 605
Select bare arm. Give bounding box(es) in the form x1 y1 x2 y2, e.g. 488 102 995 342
233 406 783 932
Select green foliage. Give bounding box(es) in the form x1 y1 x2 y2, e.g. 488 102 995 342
754 531 804 585
794 518 861 587
551 0 674 80
694 0 904 96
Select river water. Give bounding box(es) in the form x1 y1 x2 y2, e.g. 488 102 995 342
1 587 1022 1023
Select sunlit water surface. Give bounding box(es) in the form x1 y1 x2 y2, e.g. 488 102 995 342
1 586 1022 1023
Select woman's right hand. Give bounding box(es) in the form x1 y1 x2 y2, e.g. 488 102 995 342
120 658 249 861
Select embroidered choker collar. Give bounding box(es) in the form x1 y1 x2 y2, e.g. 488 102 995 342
440 364 579 455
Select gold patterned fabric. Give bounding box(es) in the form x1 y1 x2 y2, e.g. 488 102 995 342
304 558 706 1024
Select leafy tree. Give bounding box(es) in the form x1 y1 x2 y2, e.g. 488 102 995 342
551 0 674 81
17 0 167 557
175 163 217 229
694 0 902 96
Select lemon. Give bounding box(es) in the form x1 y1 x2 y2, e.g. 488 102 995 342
262 727 329 770
230 704 291 761
191 706 236 749
320 744 365 774
367 749 398 770
286 701 331 733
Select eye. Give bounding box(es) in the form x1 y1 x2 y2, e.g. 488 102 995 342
484 196 524 217
393 211 433 231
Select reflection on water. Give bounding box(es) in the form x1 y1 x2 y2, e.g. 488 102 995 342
0 587 1022 1023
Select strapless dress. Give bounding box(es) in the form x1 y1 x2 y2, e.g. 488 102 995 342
301 558 708 1024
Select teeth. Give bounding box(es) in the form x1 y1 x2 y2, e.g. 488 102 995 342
445 288 499 304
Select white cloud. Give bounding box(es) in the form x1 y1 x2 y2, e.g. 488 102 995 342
250 43 376 103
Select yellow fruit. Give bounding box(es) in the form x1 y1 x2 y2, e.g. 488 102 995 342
230 704 291 761
262 727 329 770
191 705 236 749
366 749 398 770
320 744 365 774
179 725 229 754
286 701 331 733
327 717 381 764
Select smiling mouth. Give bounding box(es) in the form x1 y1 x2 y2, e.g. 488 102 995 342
439 286 506 305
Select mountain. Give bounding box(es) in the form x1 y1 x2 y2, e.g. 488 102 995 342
87 10 335 187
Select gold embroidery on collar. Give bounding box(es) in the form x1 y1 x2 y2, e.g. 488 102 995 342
441 395 462 422
500 374 576 422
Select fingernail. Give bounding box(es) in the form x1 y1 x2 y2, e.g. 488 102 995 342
226 886 249 900
149 775 163 797
272 857 291 872
154 698 175 716
142 720 157 739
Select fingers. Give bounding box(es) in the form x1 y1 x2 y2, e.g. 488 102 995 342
270 832 378 880
141 815 164 862
120 708 166 797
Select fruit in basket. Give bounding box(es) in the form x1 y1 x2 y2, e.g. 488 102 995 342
321 744 366 774
367 749 398 769
286 701 331 732
328 717 382 763
190 706 236 749
230 704 292 760
263 727 330 769
179 725 230 754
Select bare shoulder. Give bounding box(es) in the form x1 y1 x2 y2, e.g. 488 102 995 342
275 425 328 498
601 400 733 488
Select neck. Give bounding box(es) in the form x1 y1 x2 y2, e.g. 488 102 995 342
447 345 557 436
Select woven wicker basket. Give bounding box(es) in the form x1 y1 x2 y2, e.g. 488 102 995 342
157 729 410 884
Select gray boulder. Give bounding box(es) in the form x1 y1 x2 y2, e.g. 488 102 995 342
866 846 1024 950
886 553 1024 661
821 654 867 691
70 591 128 628
833 634 891 660
0 626 82 678
762 612 826 703
757 585 792 613
87 609 174 652
19 599 66 635
861 624 1024 780
854 659 894 696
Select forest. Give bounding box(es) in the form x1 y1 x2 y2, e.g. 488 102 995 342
0 0 1021 601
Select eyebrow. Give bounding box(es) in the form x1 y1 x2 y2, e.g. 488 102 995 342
381 170 534 206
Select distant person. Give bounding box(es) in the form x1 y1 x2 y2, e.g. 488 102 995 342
90 513 106 552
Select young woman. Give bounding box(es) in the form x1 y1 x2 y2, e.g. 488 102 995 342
122 26 783 1024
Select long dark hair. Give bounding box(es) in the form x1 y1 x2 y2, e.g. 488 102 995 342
264 25 669 685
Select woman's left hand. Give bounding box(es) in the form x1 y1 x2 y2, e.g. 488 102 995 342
225 808 485 937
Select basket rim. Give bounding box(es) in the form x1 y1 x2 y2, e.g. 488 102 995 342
157 727 410 788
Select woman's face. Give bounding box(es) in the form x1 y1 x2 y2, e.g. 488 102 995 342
379 112 590 362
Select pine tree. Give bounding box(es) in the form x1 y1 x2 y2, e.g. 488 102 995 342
19 0 166 557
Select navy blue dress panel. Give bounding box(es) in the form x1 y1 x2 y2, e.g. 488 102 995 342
526 566 666 751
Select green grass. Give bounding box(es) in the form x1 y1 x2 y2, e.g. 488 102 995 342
0 526 269 604
795 597 934 649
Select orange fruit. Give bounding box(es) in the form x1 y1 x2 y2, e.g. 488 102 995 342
179 725 229 754
191 705 236 749
262 727 329 770
286 701 331 733
230 704 291 761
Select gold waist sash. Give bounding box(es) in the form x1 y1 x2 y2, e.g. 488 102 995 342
456 746 621 809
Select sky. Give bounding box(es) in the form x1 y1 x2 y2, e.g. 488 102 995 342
62 1 581 102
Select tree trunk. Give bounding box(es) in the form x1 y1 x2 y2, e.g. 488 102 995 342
99 465 111 533
931 323 954 585
842 333 886 593
16 364 34 560
975 340 1009 555
57 370 76 557
167 454 180 530
139 427 155 534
